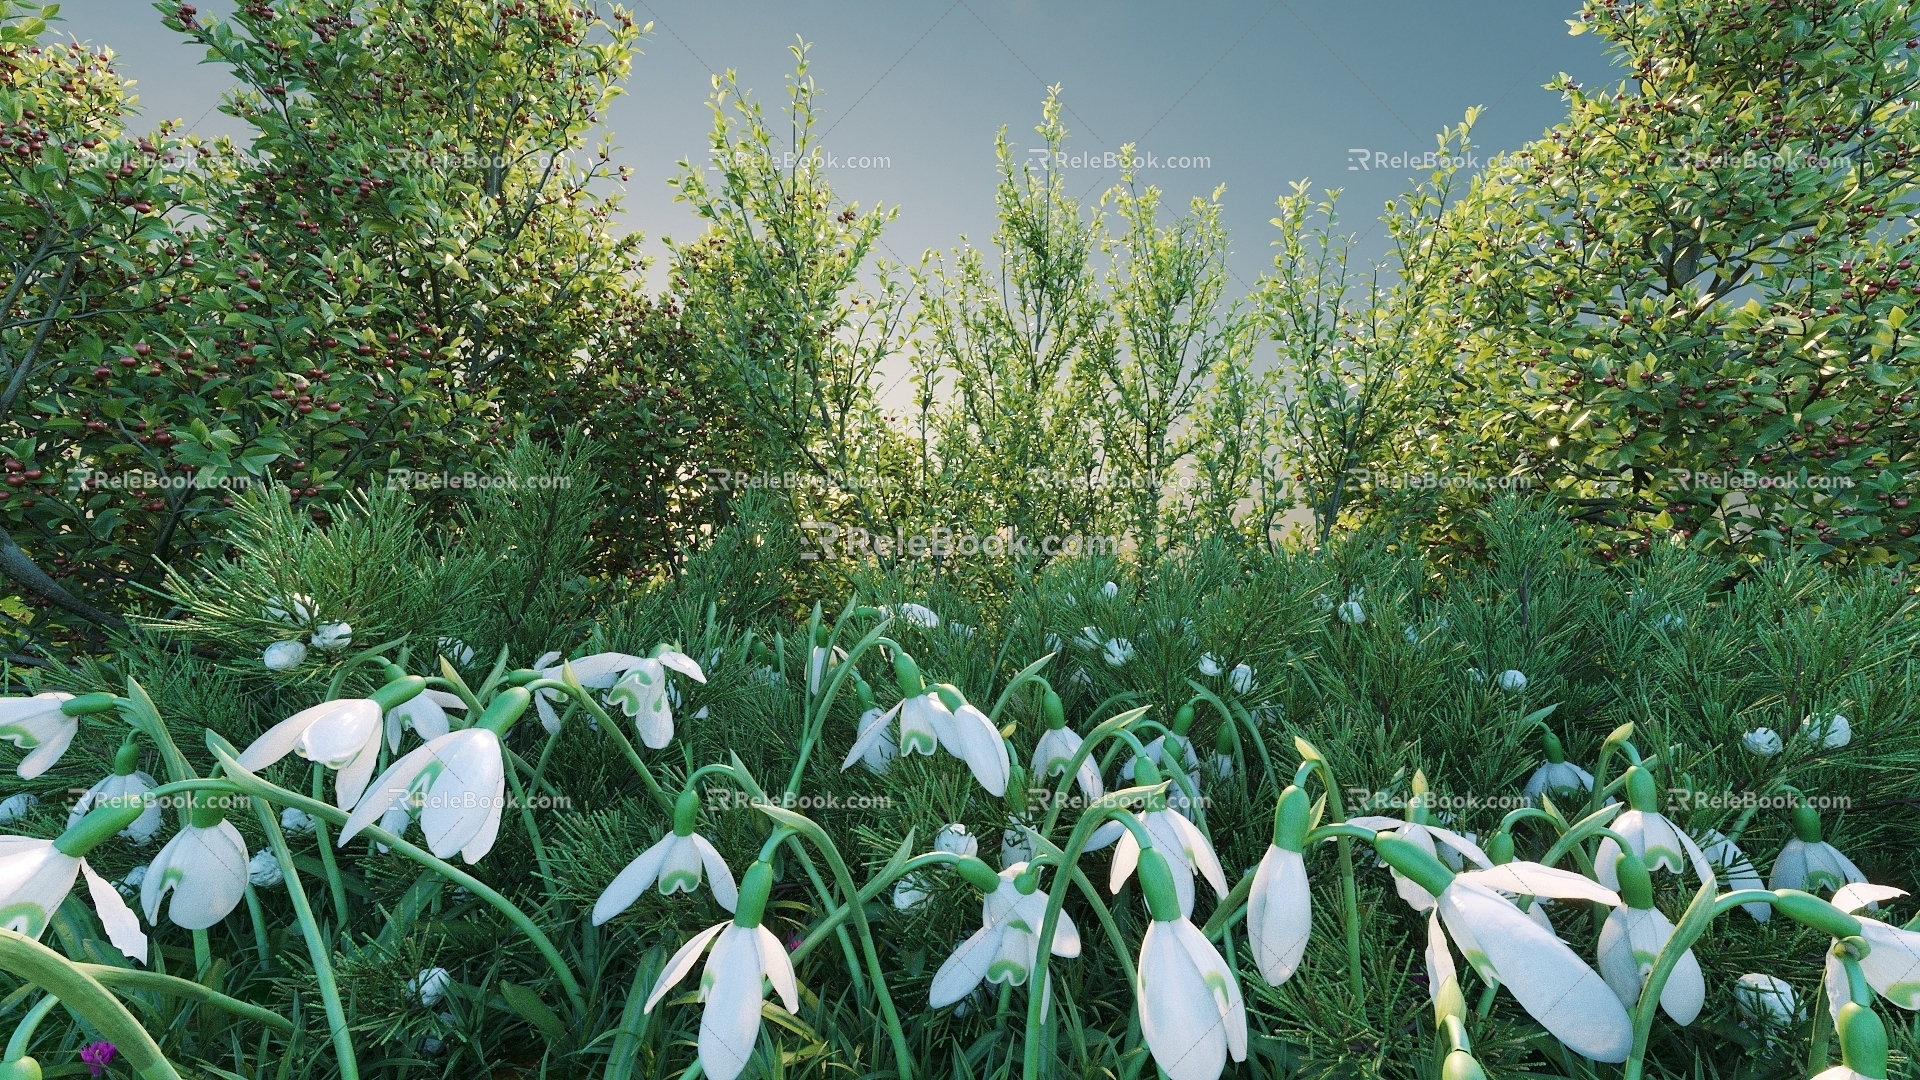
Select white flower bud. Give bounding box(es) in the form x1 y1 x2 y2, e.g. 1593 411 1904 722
1742 728 1783 757
263 640 308 670
248 849 284 887
310 622 353 651
1496 669 1527 692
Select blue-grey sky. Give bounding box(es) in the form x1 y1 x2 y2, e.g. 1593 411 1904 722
60 0 1617 402
62 1 1616 276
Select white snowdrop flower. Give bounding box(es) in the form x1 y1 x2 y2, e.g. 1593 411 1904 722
0 692 81 779
1769 805 1865 895
642 862 797 1080
895 604 942 629
1733 973 1799 1026
409 968 452 1008
948 622 975 639
310 622 353 651
263 640 308 670
1101 581 1119 599
1069 669 1092 689
1336 599 1365 625
1001 826 1035 869
893 875 931 909
68 757 163 845
264 595 315 623
1404 625 1421 645
935 823 979 859
437 637 476 666
280 808 316 835
1496 670 1527 693
373 803 413 854
1468 668 1486 684
1743 728 1783 757
856 709 896 774
1651 613 1684 632
115 863 147 899
1806 713 1852 749
1197 653 1223 677
142 816 250 929
1044 633 1063 653
591 791 740 923
0 793 36 824
247 849 284 888
1075 626 1103 651
1103 638 1136 667
1228 664 1255 694
1312 594 1335 613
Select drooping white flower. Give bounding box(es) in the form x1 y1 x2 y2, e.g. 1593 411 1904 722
1352 795 1494 912
1131 846 1247 1080
1336 597 1365 625
437 636 476 666
310 622 353 651
1824 883 1920 1019
594 789 739 923
1733 973 1799 1025
1522 731 1594 804
1001 824 1036 869
931 861 1079 1009
385 689 466 753
409 967 452 1007
143 813 250 929
1595 850 1703 1024
68 752 162 845
1103 638 1136 667
1375 835 1633 1062
842 662 1010 797
645 862 798 1080
892 603 941 629
0 798 150 960
1772 804 1866 894
116 863 146 899
934 823 978 859
263 640 308 670
1108 758 1229 918
893 875 931 909
0 692 78 779
1496 669 1528 692
528 649 646 732
1247 787 1312 986
247 849 284 888
1807 713 1853 748
1743 728 1783 756
280 807 315 835
605 650 708 749
1030 692 1102 801
1100 581 1119 599
1197 653 1223 677
240 697 392 810
1228 664 1255 694
1593 767 1714 890
0 793 35 824
340 727 507 864
264 595 315 623
1697 827 1770 921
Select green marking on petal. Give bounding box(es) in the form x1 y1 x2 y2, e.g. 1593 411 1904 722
0 902 49 938
987 958 1030 985
659 870 700 894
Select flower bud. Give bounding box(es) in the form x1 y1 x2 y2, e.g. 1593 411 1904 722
1042 688 1065 730
893 652 925 697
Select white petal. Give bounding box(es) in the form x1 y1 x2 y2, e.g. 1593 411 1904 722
755 924 799 1012
593 835 673 925
1833 883 1907 914
149 822 249 929
81 859 147 963
1164 809 1230 899
841 701 902 771
1858 920 1920 1009
1171 919 1247 1062
337 736 447 845
562 652 647 688
692 834 739 912
937 702 1011 797
0 842 78 937
417 731 504 861
1439 881 1631 1062
1137 922 1230 1080
1424 910 1457 1001
699 926 768 1080
1458 862 1621 905
1248 847 1311 986
645 922 727 1012
931 926 1001 1007
657 650 707 683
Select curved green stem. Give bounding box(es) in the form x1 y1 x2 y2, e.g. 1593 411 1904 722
79 964 296 1034
3 993 59 1061
529 677 673 815
251 794 358 1080
1038 707 1152 838
753 803 913 1080
0 929 185 1080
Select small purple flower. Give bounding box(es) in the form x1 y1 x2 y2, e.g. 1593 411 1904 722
783 930 803 953
81 1041 117 1076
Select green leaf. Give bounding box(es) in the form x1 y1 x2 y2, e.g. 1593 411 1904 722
499 981 567 1043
